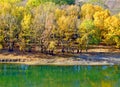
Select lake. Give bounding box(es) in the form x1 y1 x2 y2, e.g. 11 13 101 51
0 64 120 87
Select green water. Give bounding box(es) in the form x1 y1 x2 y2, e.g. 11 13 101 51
0 64 120 87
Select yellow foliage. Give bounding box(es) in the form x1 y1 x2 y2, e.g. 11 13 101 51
94 10 110 29
0 44 3 50
104 16 120 31
81 4 103 20
104 15 120 47
48 41 56 50
81 4 94 19
0 36 4 42
57 14 77 41
57 15 68 32
114 37 120 48
21 14 31 30
57 15 76 32
94 5 103 12
101 81 112 87
11 6 25 17
55 9 66 20
19 39 26 51
66 5 80 16
0 2 11 14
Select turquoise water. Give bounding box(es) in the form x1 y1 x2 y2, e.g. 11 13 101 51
0 64 120 87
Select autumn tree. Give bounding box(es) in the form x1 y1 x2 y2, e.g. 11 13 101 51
31 2 57 53
54 5 80 53
0 0 119 54
81 3 103 20
20 13 33 52
104 16 120 48
0 0 23 51
93 9 110 41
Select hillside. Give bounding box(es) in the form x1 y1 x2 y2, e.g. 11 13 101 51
75 0 120 14
105 0 120 14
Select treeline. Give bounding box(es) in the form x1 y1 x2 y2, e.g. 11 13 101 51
26 0 74 8
0 0 120 54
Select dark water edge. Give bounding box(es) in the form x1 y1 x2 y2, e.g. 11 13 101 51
0 64 120 87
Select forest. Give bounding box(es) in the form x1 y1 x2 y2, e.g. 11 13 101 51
0 0 120 54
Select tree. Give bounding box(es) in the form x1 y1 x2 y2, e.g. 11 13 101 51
78 19 100 52
31 2 57 53
93 9 110 41
81 4 103 20
48 41 56 55
104 16 120 48
20 13 33 52
54 5 80 53
0 0 119 54
26 0 74 9
26 0 42 8
0 1 22 51
0 31 4 50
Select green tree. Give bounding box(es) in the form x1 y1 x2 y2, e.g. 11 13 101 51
78 19 100 52
26 0 74 8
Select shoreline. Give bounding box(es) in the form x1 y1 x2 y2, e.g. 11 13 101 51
0 59 119 66
0 54 120 66
0 62 116 66
0 47 120 66
0 59 116 66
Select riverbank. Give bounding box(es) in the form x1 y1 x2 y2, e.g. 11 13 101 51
0 46 120 65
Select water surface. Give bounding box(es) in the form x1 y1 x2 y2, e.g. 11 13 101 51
0 64 120 87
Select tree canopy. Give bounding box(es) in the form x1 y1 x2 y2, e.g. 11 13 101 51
0 0 120 54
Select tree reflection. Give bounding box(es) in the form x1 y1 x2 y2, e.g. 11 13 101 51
0 65 120 87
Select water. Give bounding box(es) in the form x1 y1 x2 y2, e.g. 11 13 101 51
0 64 120 87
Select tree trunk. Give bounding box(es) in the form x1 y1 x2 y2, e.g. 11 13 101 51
61 47 65 55
86 39 89 52
77 49 79 53
8 41 14 52
40 46 44 53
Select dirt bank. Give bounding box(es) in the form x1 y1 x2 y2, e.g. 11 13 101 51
0 46 120 65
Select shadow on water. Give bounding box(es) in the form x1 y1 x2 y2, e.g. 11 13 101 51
0 64 120 87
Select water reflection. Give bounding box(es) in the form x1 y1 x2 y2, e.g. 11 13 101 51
0 64 120 87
